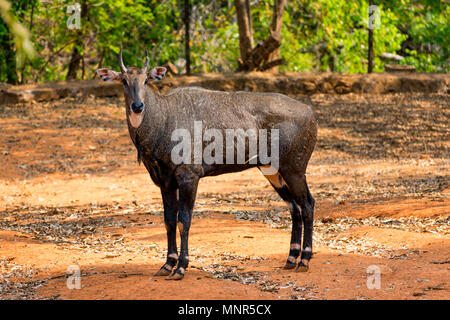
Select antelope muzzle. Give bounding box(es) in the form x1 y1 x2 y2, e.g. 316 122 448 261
131 101 144 114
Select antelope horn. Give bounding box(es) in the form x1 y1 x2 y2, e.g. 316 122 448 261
143 49 149 72
118 47 127 73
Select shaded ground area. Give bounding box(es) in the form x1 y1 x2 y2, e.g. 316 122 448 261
0 92 448 300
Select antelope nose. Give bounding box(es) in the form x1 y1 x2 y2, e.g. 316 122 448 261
131 102 144 114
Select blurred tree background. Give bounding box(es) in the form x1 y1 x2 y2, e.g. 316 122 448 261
0 0 448 84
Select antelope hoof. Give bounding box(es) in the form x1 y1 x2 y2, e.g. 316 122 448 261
154 265 172 276
166 271 184 280
296 261 309 272
283 261 297 270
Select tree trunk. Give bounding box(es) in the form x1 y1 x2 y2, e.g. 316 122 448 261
265 0 286 72
368 0 374 73
235 0 254 65
184 0 191 75
66 45 82 81
66 0 88 80
18 0 36 83
235 0 286 72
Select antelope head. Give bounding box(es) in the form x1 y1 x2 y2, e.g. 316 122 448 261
96 49 167 128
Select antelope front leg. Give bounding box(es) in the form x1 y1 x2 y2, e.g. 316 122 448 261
166 169 199 280
154 188 179 276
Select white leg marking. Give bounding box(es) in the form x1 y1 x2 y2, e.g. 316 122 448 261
168 253 178 260
264 172 285 189
287 256 296 263
290 243 301 250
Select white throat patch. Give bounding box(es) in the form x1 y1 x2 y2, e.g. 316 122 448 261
129 112 144 128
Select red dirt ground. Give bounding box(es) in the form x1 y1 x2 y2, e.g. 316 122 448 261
0 92 448 300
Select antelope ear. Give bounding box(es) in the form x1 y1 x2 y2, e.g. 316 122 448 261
96 68 121 82
148 67 167 81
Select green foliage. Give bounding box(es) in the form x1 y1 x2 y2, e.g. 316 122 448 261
280 0 409 73
0 0 36 83
188 1 240 73
390 0 449 72
0 0 447 83
0 0 35 62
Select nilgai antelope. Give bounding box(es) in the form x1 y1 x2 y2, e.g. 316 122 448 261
97 49 317 280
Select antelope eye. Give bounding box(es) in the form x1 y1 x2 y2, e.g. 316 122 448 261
122 79 127 86
144 78 148 85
